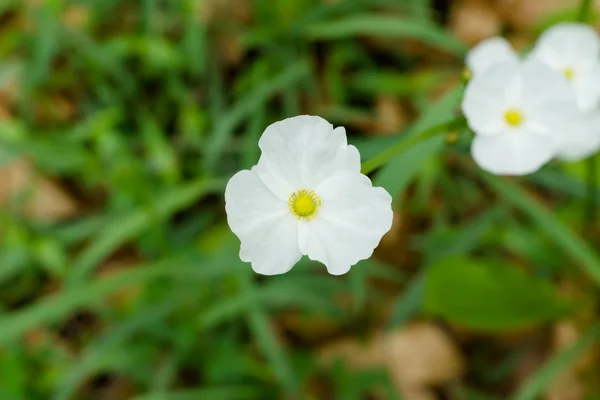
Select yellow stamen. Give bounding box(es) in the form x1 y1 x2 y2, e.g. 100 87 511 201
562 67 575 80
461 67 472 82
288 189 321 220
504 109 523 127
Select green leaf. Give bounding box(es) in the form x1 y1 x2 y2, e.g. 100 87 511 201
424 257 569 331
511 322 600 400
388 271 425 329
204 61 310 170
303 16 467 56
349 70 445 96
481 173 600 286
67 178 226 286
372 86 463 198
0 252 238 346
131 386 265 400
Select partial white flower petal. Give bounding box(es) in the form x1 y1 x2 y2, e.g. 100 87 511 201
520 59 577 111
298 172 393 275
556 111 600 161
255 116 358 199
466 37 519 76
462 62 520 135
573 65 600 112
532 23 600 71
225 169 301 275
471 131 556 175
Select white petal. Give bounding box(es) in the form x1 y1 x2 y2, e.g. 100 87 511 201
254 116 359 199
556 111 600 161
462 62 520 135
519 59 576 111
573 65 600 112
298 172 393 275
471 130 556 175
466 37 519 76
225 169 302 275
532 23 600 71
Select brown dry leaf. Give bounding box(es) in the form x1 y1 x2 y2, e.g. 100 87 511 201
319 322 464 395
279 311 341 342
449 0 502 46
319 333 387 370
62 5 90 30
215 33 245 65
94 377 137 400
544 321 591 400
377 211 413 267
199 0 251 24
384 322 465 388
96 254 143 306
495 0 600 30
402 387 437 400
35 95 78 125
0 158 79 221
374 97 411 135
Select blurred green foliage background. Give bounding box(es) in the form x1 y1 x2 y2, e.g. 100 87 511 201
1 0 600 399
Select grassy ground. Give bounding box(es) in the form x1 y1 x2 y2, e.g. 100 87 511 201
1 0 600 399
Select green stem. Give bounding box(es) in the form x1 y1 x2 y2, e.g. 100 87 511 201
577 0 592 21
586 155 597 241
578 0 597 241
360 116 466 175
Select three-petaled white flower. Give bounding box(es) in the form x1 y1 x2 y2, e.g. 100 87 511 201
225 116 393 276
530 23 600 160
462 59 578 175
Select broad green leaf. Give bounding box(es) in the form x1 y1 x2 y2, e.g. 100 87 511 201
424 257 569 331
303 16 467 56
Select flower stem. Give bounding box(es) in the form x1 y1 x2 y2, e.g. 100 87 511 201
578 0 597 241
361 116 466 175
577 0 593 21
585 155 598 241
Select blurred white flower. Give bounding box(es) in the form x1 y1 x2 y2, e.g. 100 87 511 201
531 23 600 112
462 60 578 175
225 116 393 276
466 37 520 76
530 23 600 160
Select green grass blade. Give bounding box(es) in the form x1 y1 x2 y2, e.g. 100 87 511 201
67 178 226 286
204 61 310 170
248 309 300 395
131 386 265 400
511 322 600 400
481 173 600 286
303 15 467 56
0 252 236 346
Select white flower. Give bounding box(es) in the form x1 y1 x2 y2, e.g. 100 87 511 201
225 116 393 276
530 23 600 160
531 23 600 112
466 37 520 76
462 60 578 175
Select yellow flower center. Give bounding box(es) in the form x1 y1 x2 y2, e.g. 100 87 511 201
562 67 575 80
288 189 321 220
504 109 523 127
